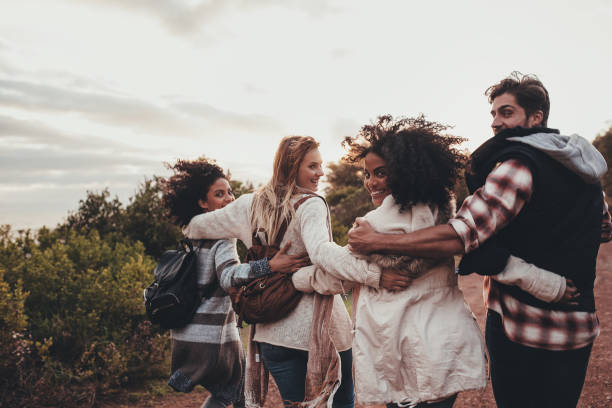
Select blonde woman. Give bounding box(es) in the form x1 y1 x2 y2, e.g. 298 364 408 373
183 136 382 408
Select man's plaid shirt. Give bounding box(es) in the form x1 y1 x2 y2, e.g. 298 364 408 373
449 159 607 351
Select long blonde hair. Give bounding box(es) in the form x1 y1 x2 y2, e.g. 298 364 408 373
251 136 320 244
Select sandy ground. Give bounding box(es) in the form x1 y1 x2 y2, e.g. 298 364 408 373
104 241 612 408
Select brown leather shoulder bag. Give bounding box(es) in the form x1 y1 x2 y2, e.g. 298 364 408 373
228 193 325 326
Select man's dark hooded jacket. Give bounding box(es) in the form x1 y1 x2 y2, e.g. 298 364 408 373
458 127 607 312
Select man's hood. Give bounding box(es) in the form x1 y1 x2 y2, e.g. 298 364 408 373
507 132 607 184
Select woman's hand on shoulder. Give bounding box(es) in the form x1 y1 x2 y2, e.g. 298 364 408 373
269 242 312 274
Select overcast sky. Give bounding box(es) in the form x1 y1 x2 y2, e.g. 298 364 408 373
1 0 611 230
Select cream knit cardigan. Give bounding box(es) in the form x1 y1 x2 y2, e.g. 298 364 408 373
183 192 381 407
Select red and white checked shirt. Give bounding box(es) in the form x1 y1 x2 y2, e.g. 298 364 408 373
449 158 603 351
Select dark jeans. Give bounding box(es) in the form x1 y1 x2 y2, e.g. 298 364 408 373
201 395 233 408
259 342 355 408
485 310 593 408
386 394 457 408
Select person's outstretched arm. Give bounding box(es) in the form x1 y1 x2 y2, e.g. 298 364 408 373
298 198 380 288
292 265 356 295
492 255 578 305
213 238 270 291
214 239 311 292
348 222 464 258
183 193 254 247
348 159 534 258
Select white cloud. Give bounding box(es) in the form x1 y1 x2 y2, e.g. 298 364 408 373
0 78 197 136
74 0 342 35
1 0 611 229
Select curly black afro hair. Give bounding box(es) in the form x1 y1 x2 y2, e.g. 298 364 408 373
342 114 467 211
161 158 226 227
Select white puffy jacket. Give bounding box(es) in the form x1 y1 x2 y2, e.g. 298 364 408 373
294 195 487 406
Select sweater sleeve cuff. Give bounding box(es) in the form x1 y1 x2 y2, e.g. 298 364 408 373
551 276 567 303
364 262 381 289
448 218 475 253
249 258 272 278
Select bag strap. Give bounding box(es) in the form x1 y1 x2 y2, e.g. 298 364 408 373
179 238 195 252
293 193 319 209
273 218 290 248
277 193 326 246
251 193 330 248
294 193 332 241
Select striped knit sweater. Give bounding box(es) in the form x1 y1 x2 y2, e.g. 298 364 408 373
168 237 270 403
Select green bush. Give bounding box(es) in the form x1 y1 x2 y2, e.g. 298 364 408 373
0 226 170 406
0 170 261 406
0 268 29 377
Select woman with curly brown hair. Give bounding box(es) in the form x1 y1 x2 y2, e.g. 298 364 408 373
161 158 308 408
293 116 487 407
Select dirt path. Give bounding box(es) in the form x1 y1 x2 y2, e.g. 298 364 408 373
107 242 612 408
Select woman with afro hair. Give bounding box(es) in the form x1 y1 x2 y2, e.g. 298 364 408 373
292 115 487 407
161 158 309 408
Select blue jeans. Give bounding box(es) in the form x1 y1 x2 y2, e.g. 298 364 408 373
485 310 593 408
259 342 355 408
386 394 457 408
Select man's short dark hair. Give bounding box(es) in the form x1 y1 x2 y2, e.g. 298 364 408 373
485 71 550 127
